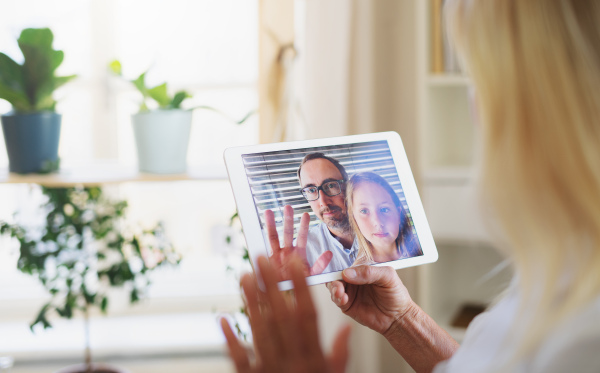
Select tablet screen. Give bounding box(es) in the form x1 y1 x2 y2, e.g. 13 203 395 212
241 139 424 277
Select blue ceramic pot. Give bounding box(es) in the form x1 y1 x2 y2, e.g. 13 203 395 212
1 111 61 174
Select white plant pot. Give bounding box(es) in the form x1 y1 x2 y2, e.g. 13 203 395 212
132 109 192 174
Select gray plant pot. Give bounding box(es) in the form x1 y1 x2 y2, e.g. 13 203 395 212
132 109 192 174
1 111 61 174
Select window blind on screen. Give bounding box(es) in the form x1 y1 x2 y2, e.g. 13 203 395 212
242 140 410 234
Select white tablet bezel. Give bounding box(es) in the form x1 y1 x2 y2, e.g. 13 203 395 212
224 132 438 290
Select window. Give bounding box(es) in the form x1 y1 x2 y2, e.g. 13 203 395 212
0 0 257 318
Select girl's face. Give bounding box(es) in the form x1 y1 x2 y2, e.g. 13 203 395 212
352 182 401 253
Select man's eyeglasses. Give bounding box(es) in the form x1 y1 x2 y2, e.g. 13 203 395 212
300 180 345 201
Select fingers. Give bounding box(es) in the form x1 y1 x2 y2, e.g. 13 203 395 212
235 258 330 372
240 273 280 371
283 205 294 248
342 265 400 288
328 324 352 373
327 280 349 308
264 209 281 254
257 256 304 363
220 317 253 373
295 212 310 250
241 274 261 320
310 250 333 275
290 259 321 353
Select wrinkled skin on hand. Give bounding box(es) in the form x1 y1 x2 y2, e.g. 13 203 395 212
327 265 414 336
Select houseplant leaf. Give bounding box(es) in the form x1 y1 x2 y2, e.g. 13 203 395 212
0 52 30 110
100 296 109 313
233 109 257 125
49 49 64 73
0 53 25 93
0 28 76 114
132 72 148 96
53 74 77 90
109 61 255 124
18 28 54 51
34 74 77 111
190 105 257 125
0 82 31 112
33 90 56 112
131 72 150 111
108 60 122 76
30 302 53 331
18 29 55 109
147 83 171 108
170 90 190 109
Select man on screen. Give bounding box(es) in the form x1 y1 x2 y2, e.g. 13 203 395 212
265 153 358 280
298 153 358 272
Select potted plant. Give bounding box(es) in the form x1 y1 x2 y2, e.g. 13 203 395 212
0 28 76 174
224 211 252 340
108 60 254 174
0 186 180 373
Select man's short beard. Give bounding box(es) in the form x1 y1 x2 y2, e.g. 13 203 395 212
320 206 352 233
326 215 351 233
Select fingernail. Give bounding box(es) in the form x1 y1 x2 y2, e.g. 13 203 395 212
344 268 356 278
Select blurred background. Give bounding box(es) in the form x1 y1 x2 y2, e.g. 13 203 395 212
0 1 511 372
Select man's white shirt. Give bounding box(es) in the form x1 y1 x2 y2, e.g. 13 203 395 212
305 222 358 273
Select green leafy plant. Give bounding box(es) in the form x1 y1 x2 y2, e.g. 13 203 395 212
0 28 76 113
224 210 251 340
0 186 180 370
109 60 189 112
108 59 255 123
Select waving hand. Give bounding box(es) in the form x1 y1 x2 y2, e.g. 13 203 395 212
265 205 333 281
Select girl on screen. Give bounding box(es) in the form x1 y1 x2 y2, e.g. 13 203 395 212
346 172 422 265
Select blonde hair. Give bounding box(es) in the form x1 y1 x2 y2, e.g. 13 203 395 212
346 172 406 265
446 0 600 364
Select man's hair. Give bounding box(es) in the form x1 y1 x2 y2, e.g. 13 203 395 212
297 152 349 184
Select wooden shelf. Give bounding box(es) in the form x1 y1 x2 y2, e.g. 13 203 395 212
0 163 229 187
0 312 229 361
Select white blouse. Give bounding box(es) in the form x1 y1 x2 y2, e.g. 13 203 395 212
433 291 600 372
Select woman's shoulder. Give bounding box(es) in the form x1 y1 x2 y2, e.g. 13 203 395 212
433 292 600 373
530 296 600 372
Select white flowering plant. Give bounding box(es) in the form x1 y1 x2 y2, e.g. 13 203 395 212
0 186 180 369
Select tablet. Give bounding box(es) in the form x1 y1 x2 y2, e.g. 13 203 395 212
224 132 438 290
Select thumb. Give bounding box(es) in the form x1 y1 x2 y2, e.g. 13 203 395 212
342 265 399 288
328 323 352 373
310 250 333 275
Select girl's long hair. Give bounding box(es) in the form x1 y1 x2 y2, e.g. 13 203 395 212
446 0 600 364
346 172 407 265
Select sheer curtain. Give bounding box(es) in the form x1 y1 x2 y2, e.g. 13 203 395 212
266 1 419 372
298 0 417 146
